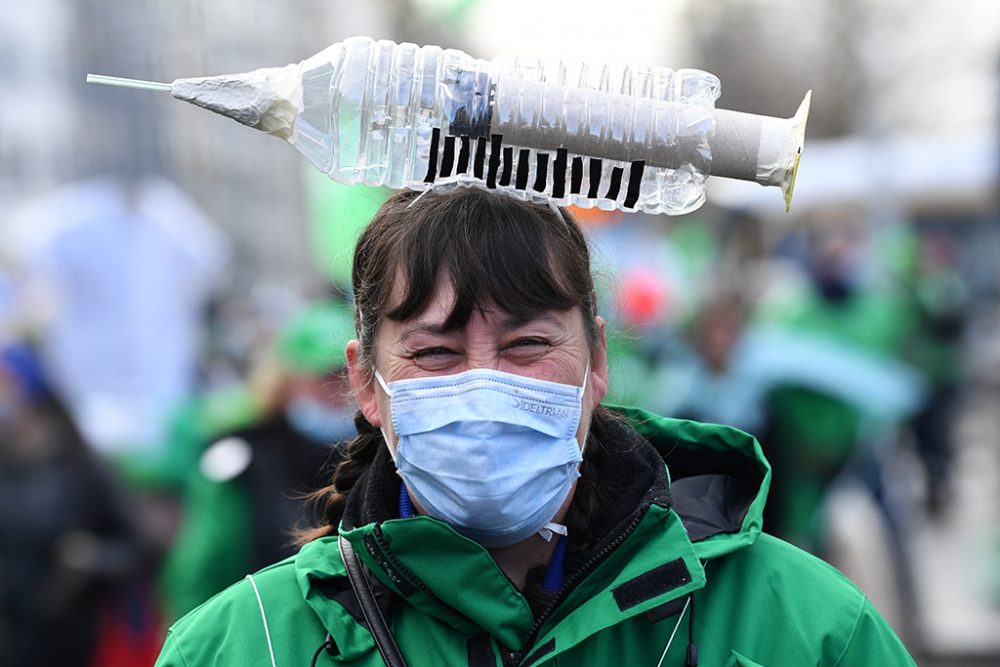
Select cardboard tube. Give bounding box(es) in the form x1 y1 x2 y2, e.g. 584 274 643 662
491 77 810 208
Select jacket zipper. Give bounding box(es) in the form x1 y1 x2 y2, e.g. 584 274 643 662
374 504 652 666
505 506 650 665
371 523 478 627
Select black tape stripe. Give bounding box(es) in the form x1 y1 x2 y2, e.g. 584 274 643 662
439 135 455 177
515 149 530 190
533 153 549 192
606 166 624 200
552 148 568 199
487 134 502 189
624 160 645 209
457 136 471 174
499 146 514 186
588 158 602 199
474 136 487 179
570 157 583 195
424 127 441 183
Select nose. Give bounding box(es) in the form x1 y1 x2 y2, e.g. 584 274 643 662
463 340 503 372
465 353 502 372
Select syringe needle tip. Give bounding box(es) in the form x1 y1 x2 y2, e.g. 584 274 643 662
86 74 172 92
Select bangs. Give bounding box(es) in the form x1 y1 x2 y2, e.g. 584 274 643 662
383 189 588 329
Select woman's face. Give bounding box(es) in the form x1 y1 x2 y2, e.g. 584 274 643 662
346 274 609 455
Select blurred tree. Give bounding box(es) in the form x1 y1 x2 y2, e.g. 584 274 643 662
685 0 864 137
685 0 998 138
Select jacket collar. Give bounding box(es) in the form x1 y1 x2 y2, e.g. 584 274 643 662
295 409 767 654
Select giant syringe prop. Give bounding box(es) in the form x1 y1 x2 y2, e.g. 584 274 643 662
88 36 810 215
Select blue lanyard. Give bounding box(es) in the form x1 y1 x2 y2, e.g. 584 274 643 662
542 536 567 592
399 482 415 518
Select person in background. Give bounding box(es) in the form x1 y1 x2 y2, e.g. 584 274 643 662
761 226 917 549
669 292 768 437
156 188 915 666
160 299 356 620
0 342 144 666
758 225 924 640
906 232 968 518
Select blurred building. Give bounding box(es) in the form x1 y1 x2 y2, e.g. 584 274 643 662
1 0 398 296
0 2 78 201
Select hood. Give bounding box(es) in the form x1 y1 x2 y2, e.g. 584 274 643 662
611 405 771 561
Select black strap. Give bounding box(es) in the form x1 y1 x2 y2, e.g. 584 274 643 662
339 535 409 667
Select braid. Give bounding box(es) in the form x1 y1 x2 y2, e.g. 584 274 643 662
295 412 382 545
564 407 612 550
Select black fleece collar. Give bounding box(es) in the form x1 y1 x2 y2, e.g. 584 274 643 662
341 445 401 531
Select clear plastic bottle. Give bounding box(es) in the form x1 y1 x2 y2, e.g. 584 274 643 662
93 36 809 214
178 36 721 215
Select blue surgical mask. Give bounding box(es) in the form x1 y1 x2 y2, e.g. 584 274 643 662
376 365 589 548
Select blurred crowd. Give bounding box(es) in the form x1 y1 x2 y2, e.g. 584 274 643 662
0 176 363 664
0 173 996 666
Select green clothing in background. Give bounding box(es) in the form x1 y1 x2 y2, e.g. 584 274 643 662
159 417 341 621
759 285 919 545
159 462 253 620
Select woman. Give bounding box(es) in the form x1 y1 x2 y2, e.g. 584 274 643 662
156 187 914 666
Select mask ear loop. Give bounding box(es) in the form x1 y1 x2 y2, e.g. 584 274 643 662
374 370 394 397
579 360 591 391
577 359 593 453
373 370 400 461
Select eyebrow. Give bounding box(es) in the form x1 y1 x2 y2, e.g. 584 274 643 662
398 322 453 343
499 312 567 333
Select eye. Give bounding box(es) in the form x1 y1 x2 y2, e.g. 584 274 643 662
411 346 457 359
409 346 461 371
504 337 550 361
508 337 547 349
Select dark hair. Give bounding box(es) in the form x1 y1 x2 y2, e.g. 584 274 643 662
298 186 609 544
352 187 601 365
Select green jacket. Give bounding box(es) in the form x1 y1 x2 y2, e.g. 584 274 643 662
156 407 915 666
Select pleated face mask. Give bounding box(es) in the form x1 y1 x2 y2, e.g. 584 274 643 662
376 365 588 547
